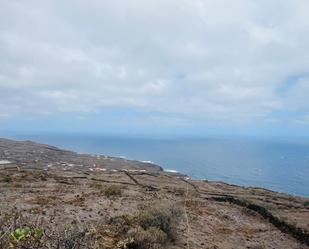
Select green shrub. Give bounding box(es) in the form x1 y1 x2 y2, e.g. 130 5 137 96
9 227 31 247
8 227 44 248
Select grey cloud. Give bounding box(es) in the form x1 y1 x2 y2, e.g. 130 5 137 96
1 0 309 124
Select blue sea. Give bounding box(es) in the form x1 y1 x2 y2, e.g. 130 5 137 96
3 133 309 197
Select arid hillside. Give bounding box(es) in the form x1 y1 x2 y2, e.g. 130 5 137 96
0 138 308 249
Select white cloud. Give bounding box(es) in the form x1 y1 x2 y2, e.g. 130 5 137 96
0 0 309 126
284 77 309 111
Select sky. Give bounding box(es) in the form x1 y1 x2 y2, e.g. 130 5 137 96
1 0 309 137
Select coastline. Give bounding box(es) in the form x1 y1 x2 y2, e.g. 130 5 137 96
0 138 309 247
2 133 308 197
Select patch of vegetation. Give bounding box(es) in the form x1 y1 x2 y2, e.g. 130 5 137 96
138 211 170 237
113 203 182 249
103 185 123 197
0 210 46 249
250 245 266 249
39 174 48 181
89 182 104 190
116 237 135 249
3 175 12 183
164 187 186 196
29 195 59 206
130 226 168 249
47 226 96 249
0 211 97 249
0 202 181 249
11 183 23 188
174 188 186 196
108 214 135 226
8 227 44 248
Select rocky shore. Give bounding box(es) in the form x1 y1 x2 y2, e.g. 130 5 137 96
0 138 308 248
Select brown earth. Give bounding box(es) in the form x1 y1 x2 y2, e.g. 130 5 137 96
0 138 308 249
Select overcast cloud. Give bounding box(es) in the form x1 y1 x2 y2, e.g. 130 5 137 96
1 0 309 134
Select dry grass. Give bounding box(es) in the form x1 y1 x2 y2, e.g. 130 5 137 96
1 202 181 248
137 205 180 238
102 185 123 197
0 209 97 249
216 226 234 235
104 202 182 249
2 175 12 183
130 226 168 249
29 195 60 206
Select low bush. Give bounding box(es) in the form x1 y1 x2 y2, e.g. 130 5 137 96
8 227 44 248
0 202 182 249
131 226 168 249
0 210 96 249
103 185 123 197
3 175 12 183
117 203 182 249
137 203 181 238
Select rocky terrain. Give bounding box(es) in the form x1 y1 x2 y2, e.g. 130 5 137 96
0 138 308 249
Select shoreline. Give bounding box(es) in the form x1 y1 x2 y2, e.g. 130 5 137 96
0 138 309 247
1 137 308 197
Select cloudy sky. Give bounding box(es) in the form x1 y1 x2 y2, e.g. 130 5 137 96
1 0 309 136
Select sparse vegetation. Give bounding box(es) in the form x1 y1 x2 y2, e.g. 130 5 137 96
8 227 44 248
104 202 182 249
0 211 97 249
137 204 181 238
30 195 59 206
130 226 168 249
116 237 135 249
0 202 181 249
103 185 123 197
1 138 308 249
3 175 12 183
128 204 181 248
0 210 46 249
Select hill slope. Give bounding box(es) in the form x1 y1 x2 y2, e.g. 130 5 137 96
0 138 308 248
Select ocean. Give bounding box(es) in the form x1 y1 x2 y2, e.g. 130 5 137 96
4 133 309 197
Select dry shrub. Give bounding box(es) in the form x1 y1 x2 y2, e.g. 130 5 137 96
174 188 186 196
46 226 96 249
105 214 135 236
130 227 168 249
29 195 59 206
1 202 181 249
3 174 12 183
137 203 182 239
119 203 182 248
249 245 266 249
110 202 182 249
89 182 104 190
108 214 135 227
0 209 97 249
103 185 123 197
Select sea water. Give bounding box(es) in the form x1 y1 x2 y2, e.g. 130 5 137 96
4 134 309 197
